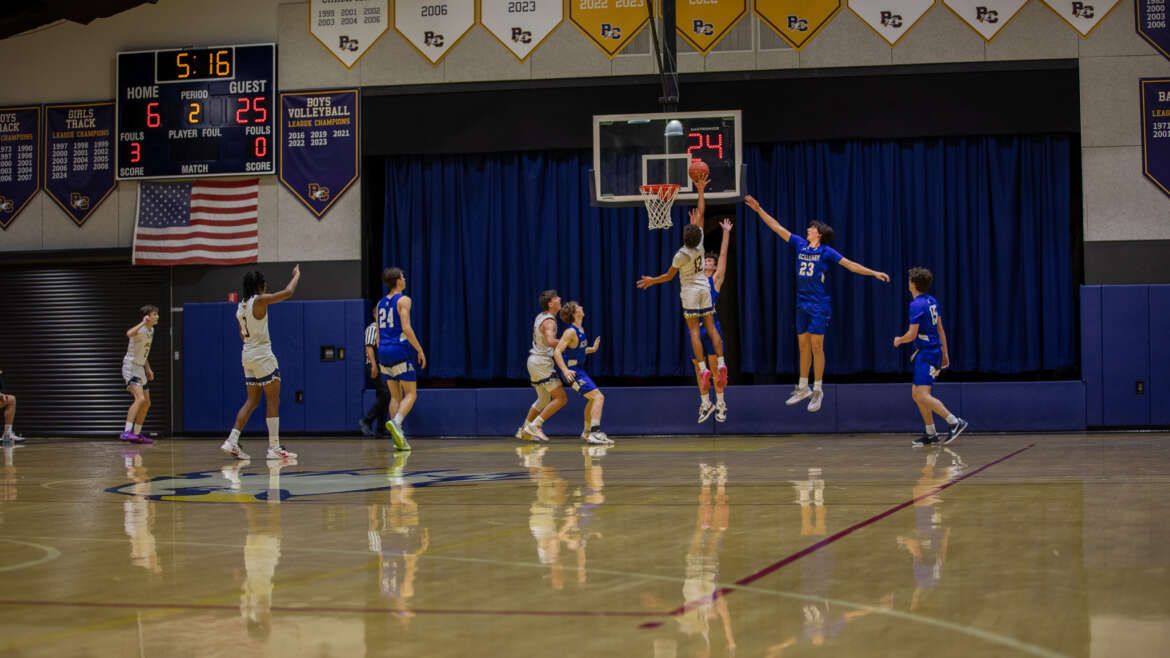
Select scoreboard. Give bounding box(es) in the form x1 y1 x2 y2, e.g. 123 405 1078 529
116 43 276 180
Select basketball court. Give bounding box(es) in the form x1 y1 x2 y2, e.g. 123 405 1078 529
2 432 1166 656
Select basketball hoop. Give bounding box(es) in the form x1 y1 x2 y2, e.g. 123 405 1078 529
639 184 680 230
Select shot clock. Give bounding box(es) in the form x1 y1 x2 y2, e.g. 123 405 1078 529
116 43 276 179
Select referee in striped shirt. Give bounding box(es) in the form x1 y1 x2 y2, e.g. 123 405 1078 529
359 307 391 436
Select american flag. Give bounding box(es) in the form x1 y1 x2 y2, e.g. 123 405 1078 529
132 179 259 265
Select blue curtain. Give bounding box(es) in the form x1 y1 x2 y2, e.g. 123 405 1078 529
382 136 1075 379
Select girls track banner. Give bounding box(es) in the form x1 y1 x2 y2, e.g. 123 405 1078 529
1140 78 1170 199
1137 0 1170 59
43 102 116 227
0 106 40 231
279 89 360 219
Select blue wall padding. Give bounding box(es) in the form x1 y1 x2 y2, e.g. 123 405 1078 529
961 382 1085 432
714 385 836 435
836 383 962 433
1101 286 1150 426
406 389 478 436
303 301 347 431
267 303 305 432
345 300 368 432
1080 286 1103 426
1150 286 1170 426
182 304 223 432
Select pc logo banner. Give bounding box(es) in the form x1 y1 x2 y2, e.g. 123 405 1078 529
1040 0 1120 36
1137 0 1170 59
396 0 476 64
481 0 564 61
674 0 748 54
754 0 841 50
43 102 117 227
279 90 359 219
1140 78 1170 199
0 106 40 231
942 0 1028 40
570 0 653 58
848 0 935 46
309 0 390 69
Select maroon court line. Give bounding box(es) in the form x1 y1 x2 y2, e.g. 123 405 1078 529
0 599 666 618
644 443 1037 627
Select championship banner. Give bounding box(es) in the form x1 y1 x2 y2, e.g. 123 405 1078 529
1140 78 1170 198
754 0 841 50
395 0 476 64
1136 0 1170 58
43 102 116 227
0 106 40 231
1040 0 1120 36
675 0 748 53
570 0 653 58
848 0 935 46
481 0 564 61
942 0 1027 40
279 90 359 219
309 0 390 69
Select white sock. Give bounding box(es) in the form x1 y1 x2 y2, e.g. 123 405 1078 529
533 416 544 428
798 377 808 389
925 424 937 436
716 392 725 404
946 414 958 425
393 413 403 425
717 356 726 368
266 417 279 448
228 428 241 443
591 413 602 428
700 394 709 405
133 423 143 435
124 421 134 433
813 380 823 392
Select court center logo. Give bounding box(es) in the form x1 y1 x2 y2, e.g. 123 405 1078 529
106 466 529 502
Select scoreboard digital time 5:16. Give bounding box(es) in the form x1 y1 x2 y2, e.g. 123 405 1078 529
116 43 276 180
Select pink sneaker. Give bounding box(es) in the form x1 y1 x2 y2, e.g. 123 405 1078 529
132 433 154 444
699 368 712 393
716 365 728 389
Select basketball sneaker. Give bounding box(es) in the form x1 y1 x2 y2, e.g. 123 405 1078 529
715 402 727 423
266 445 297 460
120 430 136 442
697 400 715 423
524 422 550 442
359 418 375 436
2 431 24 443
716 364 728 388
220 440 250 460
807 390 824 413
699 368 712 392
594 431 614 445
943 418 968 445
385 420 411 452
911 433 940 447
132 433 154 444
514 425 528 441
583 432 606 445
786 387 812 406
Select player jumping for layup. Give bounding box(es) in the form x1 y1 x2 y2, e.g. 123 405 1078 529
744 196 889 412
638 175 728 414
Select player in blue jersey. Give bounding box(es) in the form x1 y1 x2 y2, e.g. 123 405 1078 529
377 267 427 452
693 218 734 423
744 196 890 412
893 267 968 446
552 301 611 445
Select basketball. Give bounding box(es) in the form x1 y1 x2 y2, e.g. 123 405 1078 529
688 159 709 182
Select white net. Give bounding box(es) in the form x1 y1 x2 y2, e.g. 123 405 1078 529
640 184 680 230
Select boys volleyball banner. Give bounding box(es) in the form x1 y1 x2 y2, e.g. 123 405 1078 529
279 90 360 219
1140 78 1170 199
755 0 841 50
43 102 116 227
0 106 40 231
309 0 390 68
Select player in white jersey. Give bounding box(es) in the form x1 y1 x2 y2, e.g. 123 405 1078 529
515 289 567 442
221 266 301 461
120 305 159 444
637 173 728 410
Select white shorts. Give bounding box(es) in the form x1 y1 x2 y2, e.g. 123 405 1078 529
681 287 714 318
242 353 281 387
526 354 561 389
122 361 149 390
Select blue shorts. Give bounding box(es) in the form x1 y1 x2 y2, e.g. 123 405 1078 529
562 368 598 396
378 344 418 382
795 307 829 335
912 349 942 386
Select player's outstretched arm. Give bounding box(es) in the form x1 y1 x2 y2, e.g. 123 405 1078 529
713 219 733 292
553 329 576 382
397 296 427 370
254 265 302 318
937 317 950 370
838 258 890 282
637 267 679 289
743 196 792 242
692 174 709 226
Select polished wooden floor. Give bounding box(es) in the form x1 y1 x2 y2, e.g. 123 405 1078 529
1 433 1167 657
